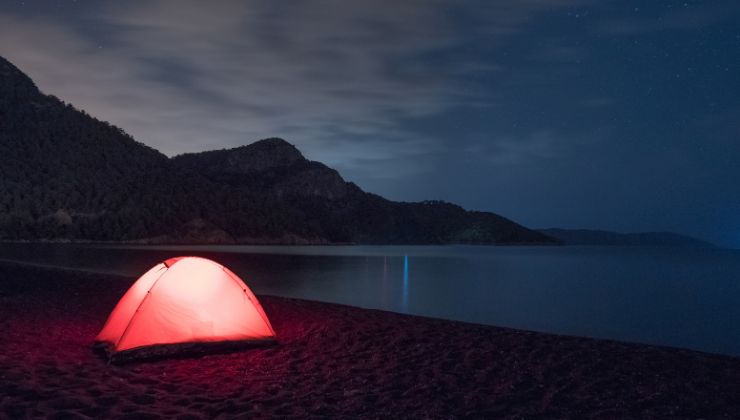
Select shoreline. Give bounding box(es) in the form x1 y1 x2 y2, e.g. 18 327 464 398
2 261 740 418
0 238 560 246
0 257 736 359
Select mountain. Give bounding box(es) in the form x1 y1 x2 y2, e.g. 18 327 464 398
538 229 714 248
0 56 556 245
0 56 191 241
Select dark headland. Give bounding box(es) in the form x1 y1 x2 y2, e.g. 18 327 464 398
0 55 554 246
539 229 715 248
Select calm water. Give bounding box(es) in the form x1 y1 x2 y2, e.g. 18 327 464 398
2 243 740 356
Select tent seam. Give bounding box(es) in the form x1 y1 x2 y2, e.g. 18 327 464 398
220 266 276 336
114 265 169 350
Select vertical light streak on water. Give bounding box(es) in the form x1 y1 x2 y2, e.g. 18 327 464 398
381 256 389 306
402 255 409 311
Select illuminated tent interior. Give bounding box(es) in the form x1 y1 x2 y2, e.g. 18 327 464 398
95 256 275 361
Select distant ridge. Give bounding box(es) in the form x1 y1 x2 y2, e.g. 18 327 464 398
0 55 556 245
538 229 714 248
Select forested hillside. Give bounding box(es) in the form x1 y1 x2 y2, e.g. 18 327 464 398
0 56 556 245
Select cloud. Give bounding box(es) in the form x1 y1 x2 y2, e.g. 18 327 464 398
0 0 586 185
463 130 562 165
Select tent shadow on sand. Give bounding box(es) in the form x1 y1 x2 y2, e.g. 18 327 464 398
93 339 276 364
93 256 277 364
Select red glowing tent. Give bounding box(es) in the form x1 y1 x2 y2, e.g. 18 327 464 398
95 256 275 360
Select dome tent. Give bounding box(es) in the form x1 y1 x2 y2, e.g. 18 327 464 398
95 256 275 361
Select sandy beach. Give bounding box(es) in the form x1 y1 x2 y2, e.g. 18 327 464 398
2 260 740 419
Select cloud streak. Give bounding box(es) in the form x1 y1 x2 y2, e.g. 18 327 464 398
0 0 580 166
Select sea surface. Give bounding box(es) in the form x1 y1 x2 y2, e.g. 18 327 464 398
2 243 740 356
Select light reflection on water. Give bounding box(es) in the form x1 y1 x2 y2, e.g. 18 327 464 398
1 243 740 356
402 255 409 311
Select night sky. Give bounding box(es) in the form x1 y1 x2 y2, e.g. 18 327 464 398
1 1 739 246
